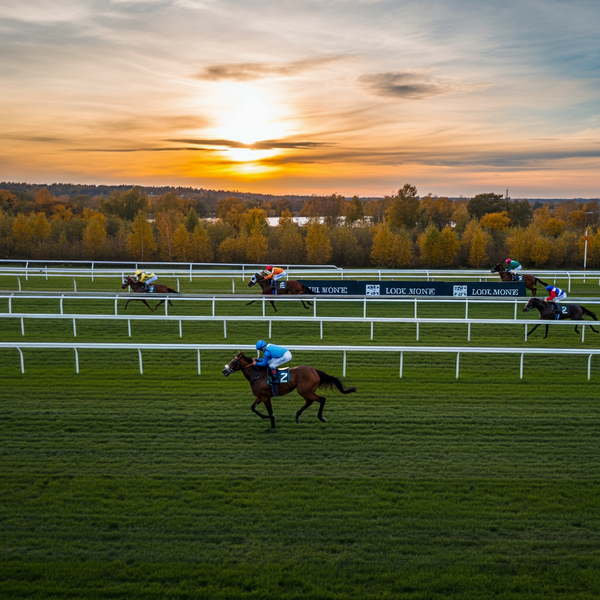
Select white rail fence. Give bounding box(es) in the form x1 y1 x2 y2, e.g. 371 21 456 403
2 291 600 321
1 262 599 291
1 312 598 343
0 342 597 380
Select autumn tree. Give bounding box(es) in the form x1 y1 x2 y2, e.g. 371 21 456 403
467 193 508 219
305 221 332 264
468 225 489 267
155 211 181 261
506 227 529 263
12 213 33 254
386 184 420 229
82 214 107 258
345 196 364 226
545 217 566 237
440 226 460 266
391 228 413 267
101 187 149 221
127 210 156 260
29 212 52 246
370 223 395 266
480 211 511 231
172 223 192 262
190 222 214 262
271 210 303 263
421 195 454 228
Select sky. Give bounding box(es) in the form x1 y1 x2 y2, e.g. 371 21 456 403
1 0 599 198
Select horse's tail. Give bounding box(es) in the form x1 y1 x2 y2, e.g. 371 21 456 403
581 306 598 321
316 369 357 394
166 288 179 294
534 277 549 287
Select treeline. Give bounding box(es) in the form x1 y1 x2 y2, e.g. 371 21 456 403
0 184 599 268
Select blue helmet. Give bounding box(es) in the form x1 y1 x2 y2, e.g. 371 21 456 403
256 340 267 350
545 285 553 291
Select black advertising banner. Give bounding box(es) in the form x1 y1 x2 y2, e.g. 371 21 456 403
449 282 525 297
299 281 526 297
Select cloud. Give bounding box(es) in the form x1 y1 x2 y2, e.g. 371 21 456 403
196 56 351 81
357 71 454 99
168 138 331 150
68 147 214 153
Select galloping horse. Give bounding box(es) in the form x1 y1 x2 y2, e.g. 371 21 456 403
491 263 549 297
121 275 179 312
246 272 315 312
222 352 357 428
522 297 599 339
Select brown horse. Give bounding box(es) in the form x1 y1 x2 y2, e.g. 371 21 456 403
222 351 357 428
246 272 315 311
523 297 599 339
491 263 549 296
121 275 179 312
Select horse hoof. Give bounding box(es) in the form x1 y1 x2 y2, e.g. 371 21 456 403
318 416 327 423
295 417 300 424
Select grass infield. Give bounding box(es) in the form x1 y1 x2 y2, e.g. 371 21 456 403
1 275 600 599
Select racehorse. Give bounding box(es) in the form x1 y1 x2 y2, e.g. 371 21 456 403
522 297 599 339
491 263 549 296
222 351 357 428
121 275 179 312
246 271 316 312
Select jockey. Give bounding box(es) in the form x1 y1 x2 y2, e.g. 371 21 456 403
504 258 522 280
134 269 157 292
254 340 292 379
545 285 567 313
263 265 286 290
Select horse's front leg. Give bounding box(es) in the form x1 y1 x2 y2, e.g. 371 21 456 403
263 398 276 428
269 300 277 312
543 324 549 339
246 300 256 306
251 399 269 419
575 324 580 334
153 299 164 311
141 299 155 312
123 299 132 311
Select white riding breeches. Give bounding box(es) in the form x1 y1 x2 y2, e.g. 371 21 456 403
269 351 292 369
273 272 286 282
554 292 567 302
508 265 522 273
146 275 158 285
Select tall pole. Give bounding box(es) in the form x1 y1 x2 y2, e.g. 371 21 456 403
584 229 588 283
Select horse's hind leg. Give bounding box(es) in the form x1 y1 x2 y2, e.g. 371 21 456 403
141 299 155 312
316 397 327 422
246 300 256 306
543 324 549 339
270 300 277 312
251 399 269 420
263 398 276 428
295 399 314 424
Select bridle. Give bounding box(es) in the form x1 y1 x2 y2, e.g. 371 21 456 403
229 355 256 371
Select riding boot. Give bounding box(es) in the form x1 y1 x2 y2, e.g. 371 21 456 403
270 368 278 381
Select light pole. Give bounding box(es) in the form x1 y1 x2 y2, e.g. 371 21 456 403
584 212 593 283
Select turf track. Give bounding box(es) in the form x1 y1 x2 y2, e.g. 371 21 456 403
1 276 600 599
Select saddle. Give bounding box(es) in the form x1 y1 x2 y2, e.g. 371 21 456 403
512 274 522 281
267 367 290 396
145 285 155 293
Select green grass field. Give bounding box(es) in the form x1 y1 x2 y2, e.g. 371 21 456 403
1 275 600 599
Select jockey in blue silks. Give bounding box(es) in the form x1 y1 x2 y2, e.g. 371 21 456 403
545 285 567 314
254 340 292 379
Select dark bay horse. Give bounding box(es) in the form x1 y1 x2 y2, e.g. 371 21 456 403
522 297 599 339
246 272 315 312
491 263 549 296
222 352 357 428
121 275 179 312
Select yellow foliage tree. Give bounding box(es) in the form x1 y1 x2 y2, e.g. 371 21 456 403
191 222 213 262
29 212 51 246
82 216 107 258
468 226 488 267
370 223 394 266
391 229 413 267
545 217 566 237
12 213 32 254
305 221 332 264
418 225 445 267
440 226 461 266
528 228 551 267
127 211 156 260
172 223 191 262
480 211 511 231
246 227 269 263
506 227 530 263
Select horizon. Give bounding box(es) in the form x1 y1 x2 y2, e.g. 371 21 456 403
1 1 599 198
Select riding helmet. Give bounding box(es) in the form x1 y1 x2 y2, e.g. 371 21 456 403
135 269 142 276
266 265 273 270
256 340 267 350
505 258 511 263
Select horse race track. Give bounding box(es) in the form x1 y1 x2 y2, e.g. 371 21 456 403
1 276 600 599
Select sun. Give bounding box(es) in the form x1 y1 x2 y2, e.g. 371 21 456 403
208 83 289 163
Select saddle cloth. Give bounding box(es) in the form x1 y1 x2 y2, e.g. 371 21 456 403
147 285 155 293
268 367 290 385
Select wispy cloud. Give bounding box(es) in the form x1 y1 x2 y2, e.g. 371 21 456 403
357 71 457 100
168 138 331 150
196 56 351 81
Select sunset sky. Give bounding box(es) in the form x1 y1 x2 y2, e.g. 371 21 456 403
1 0 599 198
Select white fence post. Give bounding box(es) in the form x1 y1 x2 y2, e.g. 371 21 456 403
74 348 79 374
73 319 77 337
456 353 460 378
520 353 524 379
197 349 201 375
399 351 403 378
138 349 143 374
343 350 346 376
17 347 24 374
